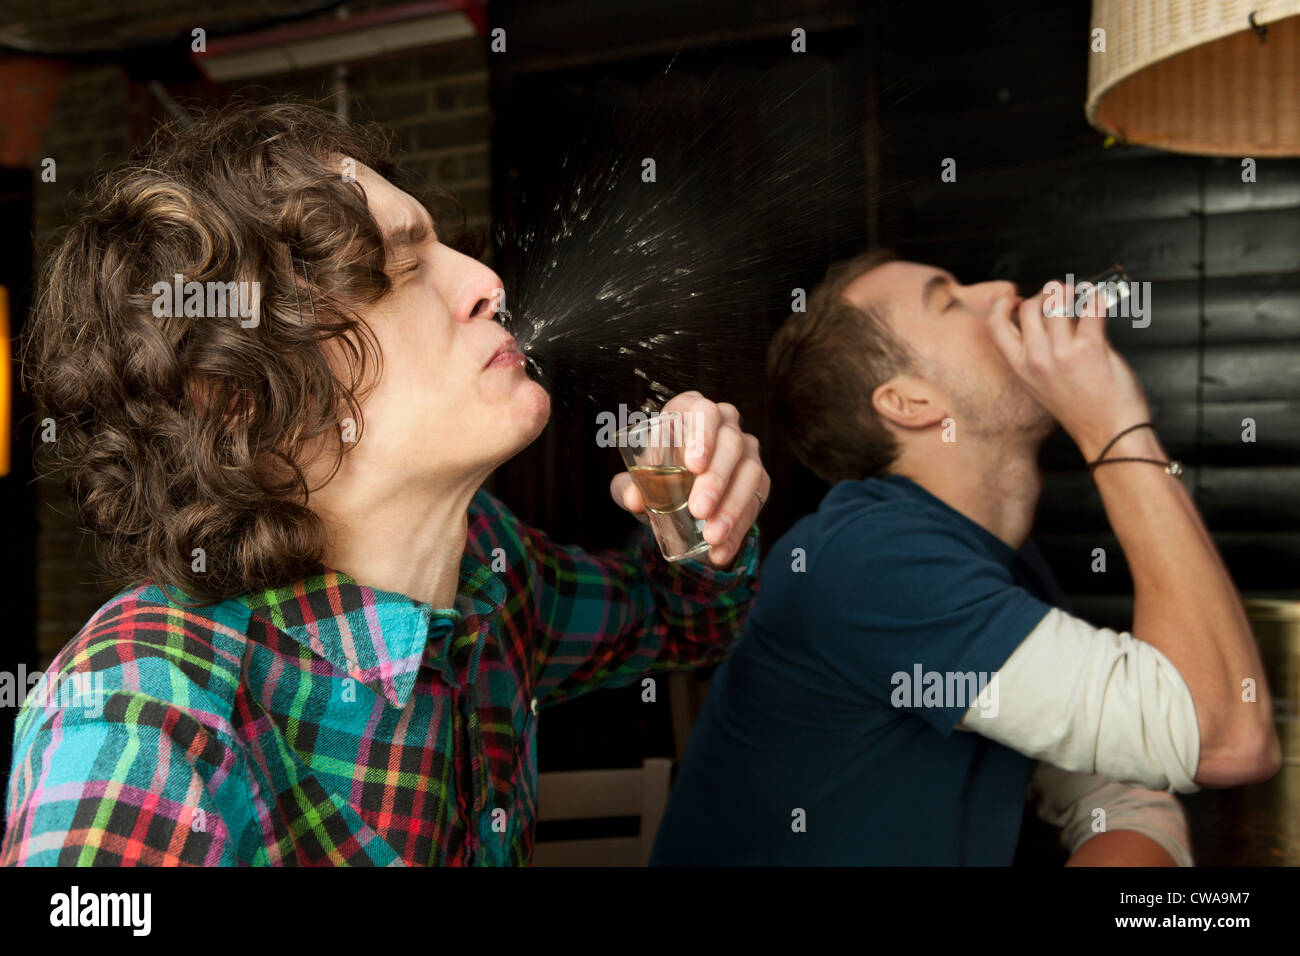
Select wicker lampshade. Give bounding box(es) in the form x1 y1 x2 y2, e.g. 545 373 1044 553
1087 0 1300 156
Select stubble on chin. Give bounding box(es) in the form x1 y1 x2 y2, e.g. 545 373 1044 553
921 355 1055 443
953 376 1056 443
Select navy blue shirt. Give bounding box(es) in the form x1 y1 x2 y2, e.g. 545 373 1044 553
651 474 1056 865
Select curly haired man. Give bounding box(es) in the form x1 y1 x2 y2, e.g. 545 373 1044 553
3 103 769 866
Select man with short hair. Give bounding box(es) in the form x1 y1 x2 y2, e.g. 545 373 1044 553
651 250 1280 866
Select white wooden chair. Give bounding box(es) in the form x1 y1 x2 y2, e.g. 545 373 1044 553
531 758 673 866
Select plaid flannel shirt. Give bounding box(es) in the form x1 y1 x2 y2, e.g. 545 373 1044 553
2 489 758 866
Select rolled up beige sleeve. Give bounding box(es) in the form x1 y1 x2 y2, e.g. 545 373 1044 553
1028 760 1194 866
959 607 1200 793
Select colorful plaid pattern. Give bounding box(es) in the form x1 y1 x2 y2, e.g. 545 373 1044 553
3 489 758 866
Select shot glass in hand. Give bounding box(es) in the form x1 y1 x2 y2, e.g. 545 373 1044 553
1042 264 1132 319
616 411 710 562
1071 265 1131 319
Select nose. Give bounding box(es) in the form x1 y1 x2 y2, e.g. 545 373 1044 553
451 256 507 326
462 272 504 323
464 287 501 323
969 279 1019 314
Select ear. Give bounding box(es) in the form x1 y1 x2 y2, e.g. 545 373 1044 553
871 374 948 431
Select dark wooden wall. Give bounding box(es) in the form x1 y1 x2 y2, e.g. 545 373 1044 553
491 4 871 775
871 0 1300 627
488 0 1300 794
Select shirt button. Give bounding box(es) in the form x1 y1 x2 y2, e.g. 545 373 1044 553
530 697 539 716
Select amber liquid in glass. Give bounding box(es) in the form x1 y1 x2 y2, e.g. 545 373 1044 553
628 465 695 514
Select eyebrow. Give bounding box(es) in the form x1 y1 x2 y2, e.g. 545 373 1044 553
920 271 957 310
384 210 436 252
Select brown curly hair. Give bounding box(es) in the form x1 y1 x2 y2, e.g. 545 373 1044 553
23 101 478 606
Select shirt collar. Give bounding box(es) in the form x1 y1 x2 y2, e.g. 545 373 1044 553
874 473 1022 567
238 550 507 710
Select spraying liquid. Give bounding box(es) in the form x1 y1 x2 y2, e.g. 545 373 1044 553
493 55 869 415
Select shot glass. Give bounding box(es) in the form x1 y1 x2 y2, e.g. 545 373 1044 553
1071 265 1131 318
1042 264 1132 318
615 411 710 563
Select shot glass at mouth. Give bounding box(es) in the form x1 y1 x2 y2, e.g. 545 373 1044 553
1071 266 1131 318
1039 264 1132 320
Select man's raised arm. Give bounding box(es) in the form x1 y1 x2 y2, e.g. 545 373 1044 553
985 284 1280 788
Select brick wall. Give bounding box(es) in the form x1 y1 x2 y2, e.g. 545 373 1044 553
11 1 492 663
25 62 131 660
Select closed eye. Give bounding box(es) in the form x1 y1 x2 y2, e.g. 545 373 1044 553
388 249 422 280
944 297 959 312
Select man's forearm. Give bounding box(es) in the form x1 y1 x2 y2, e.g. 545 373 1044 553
986 287 1279 786
1029 761 1193 865
1088 428 1280 787
1067 830 1177 867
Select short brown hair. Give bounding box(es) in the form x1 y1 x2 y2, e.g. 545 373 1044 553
22 101 474 606
766 248 914 484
